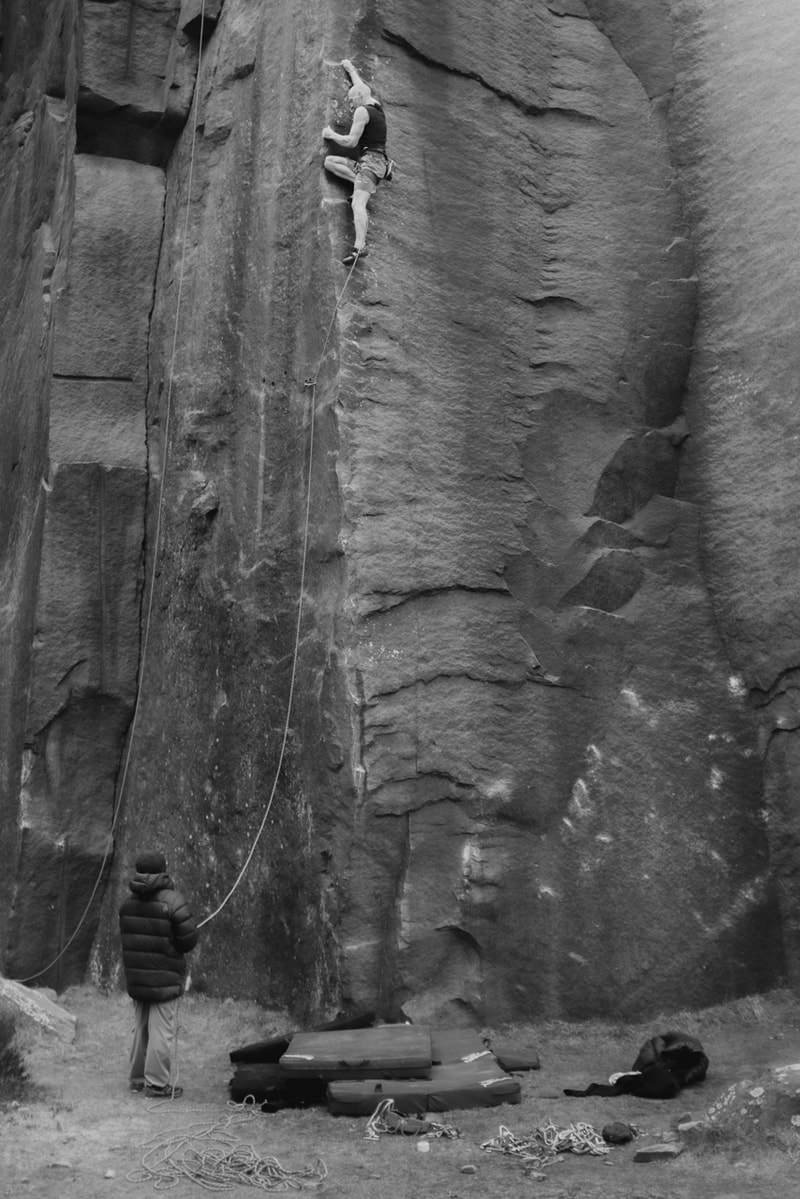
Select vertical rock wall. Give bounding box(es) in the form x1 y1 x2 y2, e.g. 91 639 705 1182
669 0 800 986
90 0 348 1014
0 0 793 1018
1 0 194 985
1 0 80 984
329 0 779 1020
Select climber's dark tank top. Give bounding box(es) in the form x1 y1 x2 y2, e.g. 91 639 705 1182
357 103 387 154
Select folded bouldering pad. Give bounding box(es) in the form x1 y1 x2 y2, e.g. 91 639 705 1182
229 1011 377 1064
430 1028 493 1065
228 1062 327 1108
279 1024 432 1081
326 1056 522 1116
490 1043 541 1072
230 1034 292 1066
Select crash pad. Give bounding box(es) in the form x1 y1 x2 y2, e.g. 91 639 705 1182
228 1062 327 1107
279 1024 432 1080
430 1027 492 1064
326 1056 522 1116
490 1043 541 1072
229 1010 376 1064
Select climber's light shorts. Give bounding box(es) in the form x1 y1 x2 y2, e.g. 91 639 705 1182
354 151 389 193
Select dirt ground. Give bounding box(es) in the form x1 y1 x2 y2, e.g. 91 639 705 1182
2 987 800 1198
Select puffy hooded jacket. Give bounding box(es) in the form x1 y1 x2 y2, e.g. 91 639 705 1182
119 870 198 1002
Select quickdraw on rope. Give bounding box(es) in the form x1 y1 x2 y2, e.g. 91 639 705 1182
128 1102 327 1192
364 1098 460 1142
480 1120 609 1170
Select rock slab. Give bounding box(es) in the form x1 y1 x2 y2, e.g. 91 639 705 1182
0 977 77 1043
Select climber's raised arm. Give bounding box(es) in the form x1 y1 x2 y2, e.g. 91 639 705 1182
340 58 364 88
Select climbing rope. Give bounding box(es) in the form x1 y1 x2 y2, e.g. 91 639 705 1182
112 0 208 832
196 254 361 930
480 1120 609 1170
14 14 363 970
364 1097 460 1142
10 2 209 987
128 1101 327 1192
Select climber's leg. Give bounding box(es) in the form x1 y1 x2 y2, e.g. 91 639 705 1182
350 189 371 251
324 155 357 183
350 163 379 252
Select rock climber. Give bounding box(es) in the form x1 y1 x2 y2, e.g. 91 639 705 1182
322 59 393 265
118 850 198 1099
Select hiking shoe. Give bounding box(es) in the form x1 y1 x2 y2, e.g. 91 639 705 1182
129 1080 145 1093
341 246 368 265
385 159 395 182
145 1083 183 1099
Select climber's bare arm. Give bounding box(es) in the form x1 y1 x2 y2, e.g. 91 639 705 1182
340 59 364 88
322 106 368 148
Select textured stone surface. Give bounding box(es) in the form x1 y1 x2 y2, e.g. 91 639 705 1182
669 0 800 987
54 155 165 379
0 0 79 977
634 1141 684 1162
705 1064 800 1148
1 0 798 1019
1 11 165 986
79 0 195 126
0 976 77 1042
331 0 777 1019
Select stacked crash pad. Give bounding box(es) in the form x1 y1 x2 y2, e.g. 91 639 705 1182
327 1027 523 1115
229 1023 529 1115
280 1024 432 1081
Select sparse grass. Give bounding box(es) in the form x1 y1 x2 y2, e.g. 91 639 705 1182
0 1000 27 1101
487 987 800 1055
5 985 800 1197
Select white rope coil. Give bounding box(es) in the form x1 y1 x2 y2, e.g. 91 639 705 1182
128 1102 327 1191
480 1120 609 1169
364 1097 460 1142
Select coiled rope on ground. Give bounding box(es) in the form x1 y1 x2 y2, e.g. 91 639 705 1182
128 1101 327 1191
480 1120 609 1170
364 1097 460 1141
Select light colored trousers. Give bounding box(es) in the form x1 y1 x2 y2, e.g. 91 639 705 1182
129 997 179 1089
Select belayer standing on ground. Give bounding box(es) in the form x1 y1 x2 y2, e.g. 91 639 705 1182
118 851 198 1099
322 59 393 265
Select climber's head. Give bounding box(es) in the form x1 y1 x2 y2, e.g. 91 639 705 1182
347 82 372 109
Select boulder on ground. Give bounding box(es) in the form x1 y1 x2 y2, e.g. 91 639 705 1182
0 977 77 1043
703 1064 800 1148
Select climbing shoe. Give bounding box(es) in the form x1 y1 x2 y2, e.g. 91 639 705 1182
129 1080 145 1093
342 246 368 265
145 1083 183 1099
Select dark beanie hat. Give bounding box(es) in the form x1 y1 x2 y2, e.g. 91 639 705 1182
135 851 167 874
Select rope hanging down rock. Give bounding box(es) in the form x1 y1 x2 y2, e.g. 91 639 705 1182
9 0 209 987
197 252 361 931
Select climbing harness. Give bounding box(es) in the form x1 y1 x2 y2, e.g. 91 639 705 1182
128 1100 327 1191
480 1120 609 1170
364 1097 460 1142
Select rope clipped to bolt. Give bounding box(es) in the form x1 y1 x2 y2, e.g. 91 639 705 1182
365 1097 460 1142
480 1120 609 1170
128 1101 327 1192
